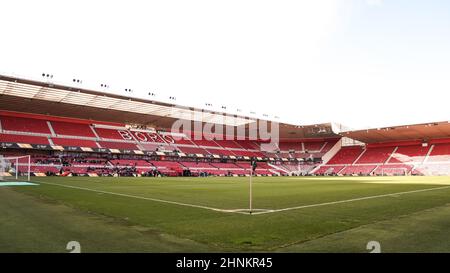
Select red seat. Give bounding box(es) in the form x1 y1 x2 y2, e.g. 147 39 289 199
95 128 128 140
356 147 395 164
1 116 51 134
389 145 429 163
327 146 363 165
98 141 138 150
51 121 96 137
0 134 49 145
52 138 98 148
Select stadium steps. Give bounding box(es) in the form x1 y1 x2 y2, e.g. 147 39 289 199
337 165 346 175
47 121 56 137
385 146 399 164
412 144 436 174
318 142 328 153
268 163 289 174
90 125 101 139
127 130 145 151
423 144 435 164
352 148 367 165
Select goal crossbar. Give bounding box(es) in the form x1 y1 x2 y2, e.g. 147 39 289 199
0 155 31 181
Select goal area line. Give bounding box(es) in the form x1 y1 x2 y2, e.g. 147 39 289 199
36 181 450 216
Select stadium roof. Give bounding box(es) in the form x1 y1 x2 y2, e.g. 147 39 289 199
0 74 254 127
0 74 341 140
4 73 450 143
341 121 450 144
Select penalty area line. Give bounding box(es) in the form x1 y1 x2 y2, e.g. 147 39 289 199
251 185 450 215
36 181 249 215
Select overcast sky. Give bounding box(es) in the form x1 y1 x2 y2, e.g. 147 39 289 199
1 0 450 130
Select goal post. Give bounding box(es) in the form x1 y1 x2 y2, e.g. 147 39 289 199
0 155 31 182
381 167 408 176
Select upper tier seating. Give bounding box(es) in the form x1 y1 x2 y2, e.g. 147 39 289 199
231 150 258 157
304 142 325 151
388 145 429 163
1 116 51 134
0 134 49 145
51 121 96 137
189 139 221 147
428 143 450 162
213 140 242 149
170 137 195 145
52 138 98 148
356 147 395 164
327 146 363 165
237 141 260 150
279 142 302 151
94 128 126 140
207 148 236 156
320 141 337 153
178 146 210 155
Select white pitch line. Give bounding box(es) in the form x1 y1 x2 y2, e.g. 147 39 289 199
36 181 450 216
36 181 248 215
250 185 450 215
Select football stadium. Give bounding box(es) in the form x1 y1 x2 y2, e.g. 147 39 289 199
1 73 450 254
1 1 450 261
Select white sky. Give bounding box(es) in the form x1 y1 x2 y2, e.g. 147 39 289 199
1 0 450 130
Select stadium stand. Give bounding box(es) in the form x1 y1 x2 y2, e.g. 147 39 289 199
51 121 96 137
355 146 395 164
340 165 377 175
427 143 450 162
1 115 51 134
374 164 413 175
278 142 301 151
177 146 210 155
98 141 138 150
52 138 98 148
94 128 128 140
5 108 450 178
388 144 429 163
213 140 243 149
0 134 49 145
314 165 346 175
326 146 363 165
303 141 325 152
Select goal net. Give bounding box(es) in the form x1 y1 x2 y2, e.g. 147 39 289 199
0 155 31 182
380 167 408 176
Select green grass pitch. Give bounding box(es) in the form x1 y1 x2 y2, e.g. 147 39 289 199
2 176 450 252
